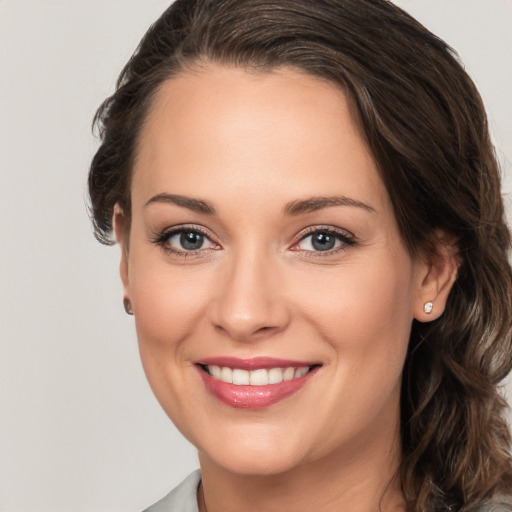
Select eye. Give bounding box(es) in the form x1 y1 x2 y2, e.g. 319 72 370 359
300 231 340 251
291 227 356 254
152 226 219 256
171 230 207 251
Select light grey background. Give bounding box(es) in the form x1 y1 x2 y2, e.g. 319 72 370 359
0 1 510 511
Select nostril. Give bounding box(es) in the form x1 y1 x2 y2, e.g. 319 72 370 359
213 321 283 342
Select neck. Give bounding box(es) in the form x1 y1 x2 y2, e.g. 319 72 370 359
198 422 405 512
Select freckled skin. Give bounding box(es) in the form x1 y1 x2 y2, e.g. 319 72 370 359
115 65 457 512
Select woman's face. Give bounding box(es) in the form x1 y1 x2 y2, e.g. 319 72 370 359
117 65 445 475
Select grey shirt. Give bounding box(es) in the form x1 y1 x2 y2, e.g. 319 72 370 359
143 470 512 512
143 471 201 512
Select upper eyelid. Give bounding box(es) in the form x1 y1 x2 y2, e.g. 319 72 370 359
295 225 355 241
155 224 216 241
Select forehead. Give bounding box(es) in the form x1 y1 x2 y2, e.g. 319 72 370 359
132 64 386 211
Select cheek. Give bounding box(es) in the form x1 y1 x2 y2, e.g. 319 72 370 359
127 252 217 431
294 255 416 446
295 251 416 387
128 251 213 356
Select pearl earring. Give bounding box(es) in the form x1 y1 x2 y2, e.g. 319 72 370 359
123 297 134 315
423 301 433 314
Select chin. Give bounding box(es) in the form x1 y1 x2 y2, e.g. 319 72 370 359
193 424 310 476
201 445 305 476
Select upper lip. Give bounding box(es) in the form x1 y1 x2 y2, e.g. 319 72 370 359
196 356 319 370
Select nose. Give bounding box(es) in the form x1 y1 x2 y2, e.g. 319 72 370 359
208 249 291 342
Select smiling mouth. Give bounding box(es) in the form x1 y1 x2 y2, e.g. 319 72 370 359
199 364 318 386
196 357 321 408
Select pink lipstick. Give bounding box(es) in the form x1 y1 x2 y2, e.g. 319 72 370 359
196 357 320 409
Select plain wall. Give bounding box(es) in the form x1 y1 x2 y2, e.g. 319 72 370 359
0 1 510 511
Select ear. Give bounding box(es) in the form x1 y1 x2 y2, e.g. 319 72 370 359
413 231 460 323
113 204 130 302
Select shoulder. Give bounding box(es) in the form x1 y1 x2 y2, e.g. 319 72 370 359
470 498 512 512
142 470 201 512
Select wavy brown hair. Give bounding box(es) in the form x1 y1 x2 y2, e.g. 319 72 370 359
88 0 512 510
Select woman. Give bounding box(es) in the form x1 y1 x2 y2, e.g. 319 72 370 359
88 0 512 511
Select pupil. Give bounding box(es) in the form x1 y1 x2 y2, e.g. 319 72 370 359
312 232 335 251
180 231 204 250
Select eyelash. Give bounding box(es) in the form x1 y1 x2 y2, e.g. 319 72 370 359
291 226 357 258
151 225 357 258
150 225 219 257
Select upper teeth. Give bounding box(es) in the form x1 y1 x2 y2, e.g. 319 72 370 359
207 365 310 385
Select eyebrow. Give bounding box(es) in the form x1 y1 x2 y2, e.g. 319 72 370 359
283 196 375 215
145 193 216 215
144 193 374 216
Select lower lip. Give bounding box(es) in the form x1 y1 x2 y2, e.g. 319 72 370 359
197 367 318 409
